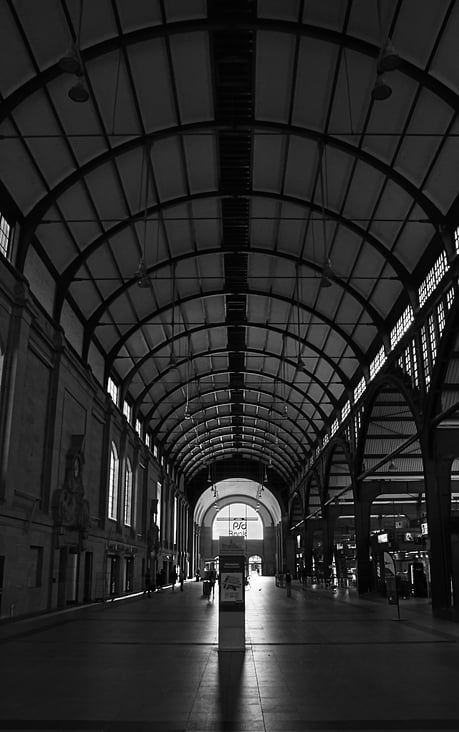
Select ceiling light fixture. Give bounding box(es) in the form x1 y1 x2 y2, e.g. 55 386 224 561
294 262 307 371
318 143 335 287
280 336 288 419
58 44 82 75
135 259 150 288
319 257 334 288
68 76 89 103
371 1 397 101
135 144 152 288
169 262 177 368
377 38 401 73
184 348 192 420
63 0 89 103
371 75 392 101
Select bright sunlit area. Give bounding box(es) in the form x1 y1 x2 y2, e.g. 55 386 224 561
212 502 264 540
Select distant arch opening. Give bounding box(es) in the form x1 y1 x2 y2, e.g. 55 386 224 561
248 554 263 574
212 503 263 541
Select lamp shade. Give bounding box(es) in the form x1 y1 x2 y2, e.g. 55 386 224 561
58 46 82 74
377 39 401 73
371 76 392 101
68 78 89 103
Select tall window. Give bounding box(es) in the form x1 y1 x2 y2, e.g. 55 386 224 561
420 325 431 386
107 376 119 405
123 400 132 423
437 300 446 338
0 213 11 259
428 313 438 367
108 442 119 520
390 305 414 350
124 459 133 526
173 495 178 545
418 251 448 308
353 375 366 403
156 481 162 536
369 345 386 380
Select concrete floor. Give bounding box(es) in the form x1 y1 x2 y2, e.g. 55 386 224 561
1 575 459 731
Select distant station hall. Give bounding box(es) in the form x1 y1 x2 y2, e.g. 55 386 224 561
1 0 459 729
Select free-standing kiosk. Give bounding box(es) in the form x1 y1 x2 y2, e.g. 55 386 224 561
218 536 246 651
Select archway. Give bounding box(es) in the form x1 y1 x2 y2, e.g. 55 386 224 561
248 555 263 575
193 478 282 577
356 375 426 596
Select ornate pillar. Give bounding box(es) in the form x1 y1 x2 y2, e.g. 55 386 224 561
0 279 33 503
41 329 65 514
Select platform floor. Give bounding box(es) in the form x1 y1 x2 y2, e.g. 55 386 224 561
1 576 459 731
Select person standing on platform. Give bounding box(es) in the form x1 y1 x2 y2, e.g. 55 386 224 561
285 569 292 597
180 568 185 591
208 564 216 599
143 571 152 597
171 565 178 591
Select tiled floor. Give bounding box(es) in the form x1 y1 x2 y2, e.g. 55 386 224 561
1 576 459 731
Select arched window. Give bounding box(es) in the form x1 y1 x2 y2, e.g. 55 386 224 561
124 458 133 526
108 442 119 520
212 503 263 540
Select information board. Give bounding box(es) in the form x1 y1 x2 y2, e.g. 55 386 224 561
219 554 245 611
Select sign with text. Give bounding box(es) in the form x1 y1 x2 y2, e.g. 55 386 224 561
219 554 245 610
218 536 245 555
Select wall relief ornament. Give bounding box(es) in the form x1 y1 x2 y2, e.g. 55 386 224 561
53 435 90 532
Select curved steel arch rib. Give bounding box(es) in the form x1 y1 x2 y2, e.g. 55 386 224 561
105 288 367 378
176 439 296 482
58 187 412 327
132 346 345 424
171 424 298 477
19 119 438 288
121 322 352 405
161 394 313 456
140 363 337 433
82 238 385 372
3 15 458 143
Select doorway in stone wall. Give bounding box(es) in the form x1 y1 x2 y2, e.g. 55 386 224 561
248 555 263 575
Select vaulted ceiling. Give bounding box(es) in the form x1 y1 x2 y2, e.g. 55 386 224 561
1 0 458 491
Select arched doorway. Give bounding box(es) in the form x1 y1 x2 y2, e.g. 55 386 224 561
193 478 282 577
248 554 263 575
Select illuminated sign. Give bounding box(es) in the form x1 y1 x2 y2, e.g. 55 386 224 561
378 533 389 544
229 519 246 537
